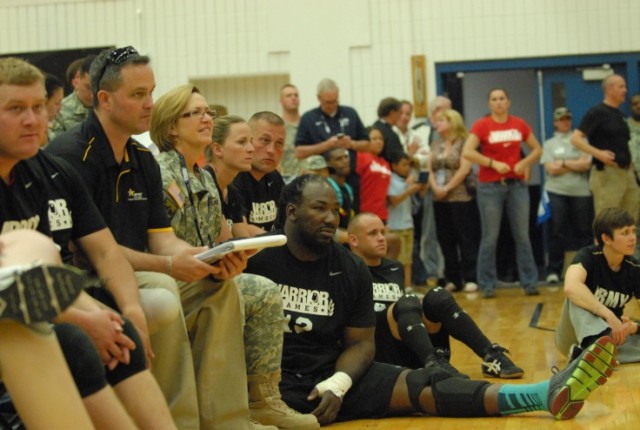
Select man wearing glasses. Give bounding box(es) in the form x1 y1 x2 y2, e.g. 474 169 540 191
48 47 256 430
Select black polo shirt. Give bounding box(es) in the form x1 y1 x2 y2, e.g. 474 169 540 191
46 110 172 252
0 150 106 263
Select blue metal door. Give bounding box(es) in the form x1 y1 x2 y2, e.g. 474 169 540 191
540 65 627 141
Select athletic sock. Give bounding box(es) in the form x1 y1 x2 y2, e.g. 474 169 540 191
428 327 451 351
580 329 610 350
394 301 435 364
497 381 549 415
426 295 492 357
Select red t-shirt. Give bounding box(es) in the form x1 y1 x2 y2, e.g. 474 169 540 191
470 115 531 183
356 152 391 221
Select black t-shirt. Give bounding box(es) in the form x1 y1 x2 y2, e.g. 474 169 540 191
47 110 172 251
0 150 106 263
203 165 244 230
573 245 640 318
577 103 631 169
232 171 284 231
368 258 422 368
246 237 375 376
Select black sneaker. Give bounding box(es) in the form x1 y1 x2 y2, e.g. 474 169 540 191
568 344 584 363
482 344 524 379
548 335 618 420
424 348 469 379
524 285 540 296
0 263 84 325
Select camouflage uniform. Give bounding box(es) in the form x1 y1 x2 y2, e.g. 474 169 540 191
159 149 317 430
280 122 302 179
628 118 640 181
157 149 285 382
49 91 90 140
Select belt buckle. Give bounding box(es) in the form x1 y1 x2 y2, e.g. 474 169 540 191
500 177 508 186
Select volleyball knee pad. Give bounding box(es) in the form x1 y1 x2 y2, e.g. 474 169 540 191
106 318 147 387
393 294 424 336
55 323 107 397
405 366 458 412
422 287 459 322
431 378 491 417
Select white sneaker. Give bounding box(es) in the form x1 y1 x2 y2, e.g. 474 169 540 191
444 282 457 292
546 273 560 284
463 282 479 292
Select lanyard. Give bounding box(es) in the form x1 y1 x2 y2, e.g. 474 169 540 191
319 111 346 137
178 152 213 247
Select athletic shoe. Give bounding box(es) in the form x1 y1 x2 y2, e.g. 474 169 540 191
524 285 540 296
481 288 496 298
548 335 618 420
444 282 457 292
546 273 560 284
425 348 469 379
463 282 479 292
482 344 525 378
0 263 84 325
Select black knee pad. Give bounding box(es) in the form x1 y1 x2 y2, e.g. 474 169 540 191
106 318 147 387
431 378 491 417
54 323 107 397
405 366 459 412
422 287 460 322
393 294 424 335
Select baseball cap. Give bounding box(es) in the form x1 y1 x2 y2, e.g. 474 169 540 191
302 155 328 171
554 107 572 120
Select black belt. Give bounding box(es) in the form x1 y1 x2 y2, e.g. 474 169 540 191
595 164 629 171
494 178 522 185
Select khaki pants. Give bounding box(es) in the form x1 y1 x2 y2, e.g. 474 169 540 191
590 165 640 221
137 272 250 430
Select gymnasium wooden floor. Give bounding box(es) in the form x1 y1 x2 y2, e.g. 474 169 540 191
327 284 640 430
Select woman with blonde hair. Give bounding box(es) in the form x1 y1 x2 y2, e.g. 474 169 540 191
203 115 255 238
429 109 480 292
152 85 319 430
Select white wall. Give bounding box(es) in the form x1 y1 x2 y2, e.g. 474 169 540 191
1 0 638 122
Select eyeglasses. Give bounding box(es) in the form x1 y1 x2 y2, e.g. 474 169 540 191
181 109 217 120
96 46 139 88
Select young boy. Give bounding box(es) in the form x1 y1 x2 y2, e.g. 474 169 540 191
556 207 640 363
386 152 423 289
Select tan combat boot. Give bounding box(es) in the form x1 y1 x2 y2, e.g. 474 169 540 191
250 418 278 430
248 371 319 430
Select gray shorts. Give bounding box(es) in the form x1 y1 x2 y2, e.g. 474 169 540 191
556 298 640 363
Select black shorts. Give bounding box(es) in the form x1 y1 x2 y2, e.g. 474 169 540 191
281 362 405 421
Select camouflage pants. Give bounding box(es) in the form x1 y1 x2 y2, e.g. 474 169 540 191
235 273 285 375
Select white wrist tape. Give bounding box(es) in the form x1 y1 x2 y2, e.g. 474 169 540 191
314 371 353 399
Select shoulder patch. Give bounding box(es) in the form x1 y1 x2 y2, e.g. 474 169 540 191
166 181 184 208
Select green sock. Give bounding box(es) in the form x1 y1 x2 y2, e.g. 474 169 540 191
497 381 549 415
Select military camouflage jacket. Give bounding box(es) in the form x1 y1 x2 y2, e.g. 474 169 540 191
49 91 90 140
280 121 302 176
627 118 640 177
156 150 222 247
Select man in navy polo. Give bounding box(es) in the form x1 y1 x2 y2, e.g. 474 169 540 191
294 78 370 211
